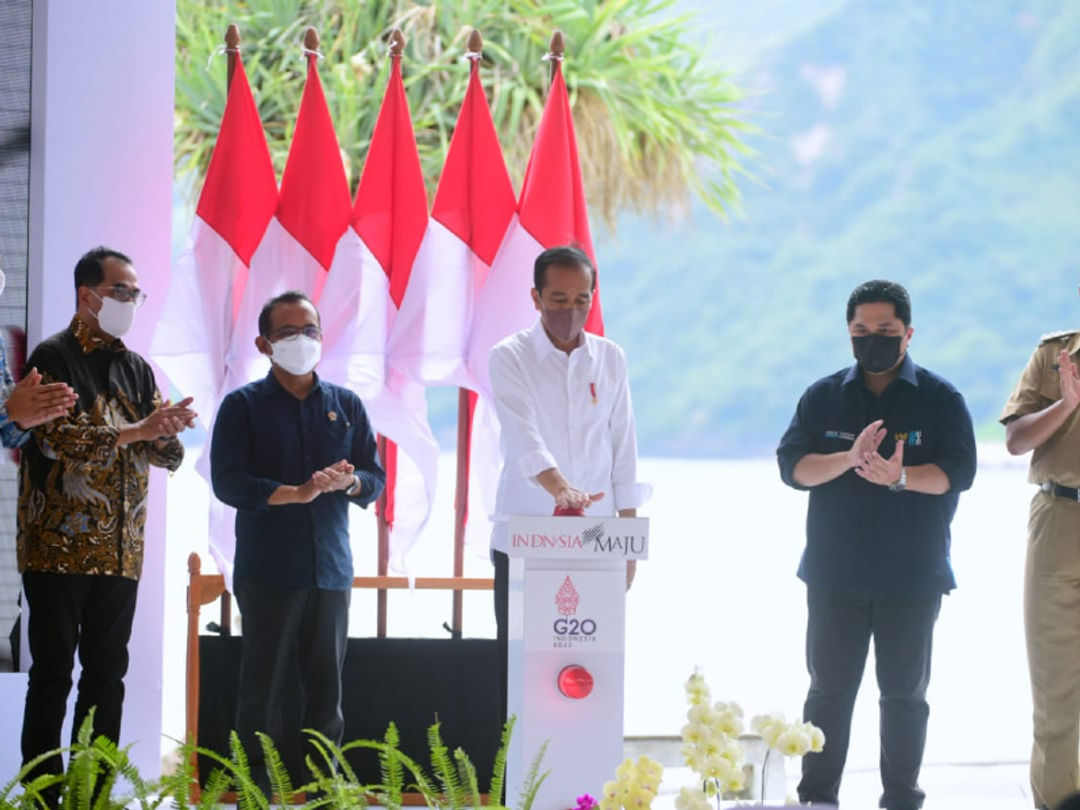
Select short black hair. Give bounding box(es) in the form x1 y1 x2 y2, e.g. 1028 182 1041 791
73 246 132 292
846 279 911 327
533 245 596 293
258 290 319 337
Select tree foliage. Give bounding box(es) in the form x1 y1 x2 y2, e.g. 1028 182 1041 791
174 0 750 226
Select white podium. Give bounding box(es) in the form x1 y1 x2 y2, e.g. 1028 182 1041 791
505 515 649 809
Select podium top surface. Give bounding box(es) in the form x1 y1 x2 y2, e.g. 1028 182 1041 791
505 515 649 560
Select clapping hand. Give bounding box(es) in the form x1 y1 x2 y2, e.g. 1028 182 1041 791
310 459 356 494
846 419 887 469
1059 349 1080 412
854 435 904 487
141 397 197 442
5 368 77 429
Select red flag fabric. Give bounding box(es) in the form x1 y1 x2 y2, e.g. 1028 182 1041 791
431 61 517 267
388 58 516 391
353 56 428 306
277 55 354 276
151 53 278 586
464 57 604 541
352 54 438 568
517 64 603 335
225 53 355 392
195 57 278 269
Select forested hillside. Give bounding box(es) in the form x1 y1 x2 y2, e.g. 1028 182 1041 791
588 0 1080 455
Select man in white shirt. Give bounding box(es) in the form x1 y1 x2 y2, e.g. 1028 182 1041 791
488 245 649 720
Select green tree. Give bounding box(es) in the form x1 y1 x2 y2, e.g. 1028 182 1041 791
174 0 749 226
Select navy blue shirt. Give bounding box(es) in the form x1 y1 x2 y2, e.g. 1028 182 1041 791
211 371 385 590
776 355 976 595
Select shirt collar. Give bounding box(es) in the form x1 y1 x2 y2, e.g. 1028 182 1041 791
261 368 327 398
842 352 918 388
70 315 125 355
528 318 595 362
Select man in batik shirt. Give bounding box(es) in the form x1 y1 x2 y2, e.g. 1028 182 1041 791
17 247 196 793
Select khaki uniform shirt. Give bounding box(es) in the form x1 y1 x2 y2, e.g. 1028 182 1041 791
1000 330 1080 487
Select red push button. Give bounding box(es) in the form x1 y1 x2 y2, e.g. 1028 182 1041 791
558 665 594 699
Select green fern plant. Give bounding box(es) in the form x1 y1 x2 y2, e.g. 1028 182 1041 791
513 740 549 810
1 711 168 810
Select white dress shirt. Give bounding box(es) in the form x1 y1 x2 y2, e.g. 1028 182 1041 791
488 319 651 551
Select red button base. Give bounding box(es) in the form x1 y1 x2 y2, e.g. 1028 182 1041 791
558 664 594 699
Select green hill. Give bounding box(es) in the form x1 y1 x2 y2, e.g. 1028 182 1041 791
588 0 1080 456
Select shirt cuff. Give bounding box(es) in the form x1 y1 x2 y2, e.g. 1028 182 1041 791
518 448 558 480
613 481 653 511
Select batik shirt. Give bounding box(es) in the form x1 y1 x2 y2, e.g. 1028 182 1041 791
17 316 183 579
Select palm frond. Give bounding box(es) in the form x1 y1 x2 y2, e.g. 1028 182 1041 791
174 0 752 229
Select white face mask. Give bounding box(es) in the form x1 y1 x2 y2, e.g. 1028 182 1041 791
270 335 321 376
90 292 136 338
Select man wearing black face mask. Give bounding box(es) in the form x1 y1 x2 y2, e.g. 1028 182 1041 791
776 279 976 810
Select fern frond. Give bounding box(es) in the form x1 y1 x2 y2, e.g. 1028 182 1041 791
487 716 515 808
514 742 550 810
378 723 404 810
454 748 481 810
427 722 464 810
227 731 268 810
258 732 294 805
340 739 437 803
199 767 232 810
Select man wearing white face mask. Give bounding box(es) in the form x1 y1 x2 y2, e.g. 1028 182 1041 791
487 245 650 722
18 246 196 793
210 290 385 791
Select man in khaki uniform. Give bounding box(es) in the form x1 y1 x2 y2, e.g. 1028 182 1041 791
1002 329 1080 810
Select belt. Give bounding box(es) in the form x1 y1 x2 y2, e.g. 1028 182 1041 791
1041 482 1080 502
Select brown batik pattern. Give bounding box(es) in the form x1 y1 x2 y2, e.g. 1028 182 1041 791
17 317 183 580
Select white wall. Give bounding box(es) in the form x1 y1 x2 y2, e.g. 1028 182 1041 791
0 0 178 781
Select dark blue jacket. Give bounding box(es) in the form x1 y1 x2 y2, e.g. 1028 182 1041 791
777 355 976 594
211 371 385 590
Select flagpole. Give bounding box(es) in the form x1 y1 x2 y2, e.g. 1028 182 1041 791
185 27 242 803
449 28 487 639
216 25 240 640
548 29 565 85
225 23 239 89
375 27 406 639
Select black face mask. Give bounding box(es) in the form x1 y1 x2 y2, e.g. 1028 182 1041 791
852 334 903 374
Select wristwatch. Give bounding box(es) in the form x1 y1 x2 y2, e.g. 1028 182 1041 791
346 474 362 497
888 467 907 493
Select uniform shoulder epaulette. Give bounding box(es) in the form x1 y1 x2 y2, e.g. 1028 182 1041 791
1039 329 1079 345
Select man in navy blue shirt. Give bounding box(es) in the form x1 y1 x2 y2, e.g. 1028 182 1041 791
211 291 384 790
777 280 976 810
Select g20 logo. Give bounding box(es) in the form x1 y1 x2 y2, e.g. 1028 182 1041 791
554 617 597 635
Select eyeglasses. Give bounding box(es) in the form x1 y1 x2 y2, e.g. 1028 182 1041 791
91 286 147 307
269 325 322 340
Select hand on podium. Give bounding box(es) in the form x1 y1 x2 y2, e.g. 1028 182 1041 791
552 503 638 591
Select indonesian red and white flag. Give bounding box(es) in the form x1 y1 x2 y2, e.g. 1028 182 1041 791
151 53 276 442
211 53 386 585
466 59 605 523
352 53 438 573
151 55 277 583
224 52 362 394
387 56 516 391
